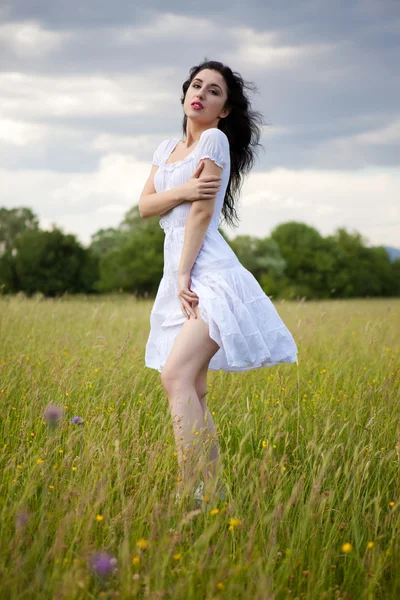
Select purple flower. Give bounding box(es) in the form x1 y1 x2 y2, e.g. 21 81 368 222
43 404 63 427
71 416 85 424
15 509 31 529
89 552 117 578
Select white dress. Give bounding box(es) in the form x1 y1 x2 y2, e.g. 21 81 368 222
145 127 298 373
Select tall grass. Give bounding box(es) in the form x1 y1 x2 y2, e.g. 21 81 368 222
1 294 399 599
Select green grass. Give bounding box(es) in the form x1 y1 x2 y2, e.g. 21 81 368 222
1 294 399 599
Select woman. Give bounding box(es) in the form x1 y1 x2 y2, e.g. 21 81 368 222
139 59 298 509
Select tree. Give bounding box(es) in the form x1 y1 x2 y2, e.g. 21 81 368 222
271 221 336 298
1 227 98 296
0 207 39 256
95 207 165 295
328 229 399 297
89 227 131 259
229 235 286 283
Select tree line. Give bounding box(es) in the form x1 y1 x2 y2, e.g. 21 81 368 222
0 206 399 299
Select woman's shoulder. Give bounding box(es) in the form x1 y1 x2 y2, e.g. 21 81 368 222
200 127 228 143
200 128 230 155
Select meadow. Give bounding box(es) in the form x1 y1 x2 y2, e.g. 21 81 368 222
1 294 399 600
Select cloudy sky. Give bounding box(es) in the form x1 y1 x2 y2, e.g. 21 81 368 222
1 0 399 247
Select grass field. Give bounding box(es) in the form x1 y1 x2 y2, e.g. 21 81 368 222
1 295 399 599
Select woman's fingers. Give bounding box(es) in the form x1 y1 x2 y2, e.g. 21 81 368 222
180 298 197 319
178 291 199 301
181 294 198 303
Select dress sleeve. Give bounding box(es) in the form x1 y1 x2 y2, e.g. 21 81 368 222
197 128 229 169
151 139 169 167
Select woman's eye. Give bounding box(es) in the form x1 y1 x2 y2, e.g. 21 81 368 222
193 84 218 95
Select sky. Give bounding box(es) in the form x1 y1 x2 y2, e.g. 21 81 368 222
1 0 399 247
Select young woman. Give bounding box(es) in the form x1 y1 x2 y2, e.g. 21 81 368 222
139 59 298 509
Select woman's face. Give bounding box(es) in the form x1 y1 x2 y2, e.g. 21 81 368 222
184 69 230 124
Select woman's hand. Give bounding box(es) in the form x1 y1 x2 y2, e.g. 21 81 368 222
180 161 222 203
178 272 199 320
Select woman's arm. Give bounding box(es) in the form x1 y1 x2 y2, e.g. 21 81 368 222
138 165 186 219
178 211 213 275
178 158 220 275
139 187 186 219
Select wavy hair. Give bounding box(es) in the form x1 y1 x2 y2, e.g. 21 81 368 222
180 59 266 228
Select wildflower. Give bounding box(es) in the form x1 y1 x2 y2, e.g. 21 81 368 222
217 582 224 590
37 458 44 464
15 509 30 529
210 509 220 516
96 515 104 522
173 553 181 560
71 416 85 425
136 538 148 550
89 552 117 578
132 556 140 565
228 518 241 531
43 404 63 427
262 441 267 448
367 542 374 549
389 501 395 507
341 543 352 553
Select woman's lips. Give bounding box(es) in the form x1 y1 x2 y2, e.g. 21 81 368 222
191 102 204 110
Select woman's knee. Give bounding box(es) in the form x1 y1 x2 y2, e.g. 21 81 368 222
160 365 193 394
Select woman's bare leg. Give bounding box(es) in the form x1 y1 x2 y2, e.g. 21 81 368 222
194 362 223 491
160 303 220 496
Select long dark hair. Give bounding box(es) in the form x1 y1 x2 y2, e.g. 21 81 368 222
180 59 266 229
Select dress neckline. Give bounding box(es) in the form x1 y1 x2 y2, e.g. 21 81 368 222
163 138 200 167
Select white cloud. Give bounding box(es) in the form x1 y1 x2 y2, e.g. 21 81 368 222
1 157 399 248
235 167 400 247
0 116 48 145
90 133 161 155
351 120 400 145
225 25 335 71
0 20 72 57
0 152 149 237
0 71 176 119
0 116 80 145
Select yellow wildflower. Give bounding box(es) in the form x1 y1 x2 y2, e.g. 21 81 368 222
229 518 240 529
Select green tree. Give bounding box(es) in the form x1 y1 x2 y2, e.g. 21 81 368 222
89 227 131 259
271 221 336 298
96 207 164 295
1 227 98 296
229 235 286 281
0 207 39 255
328 229 399 297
